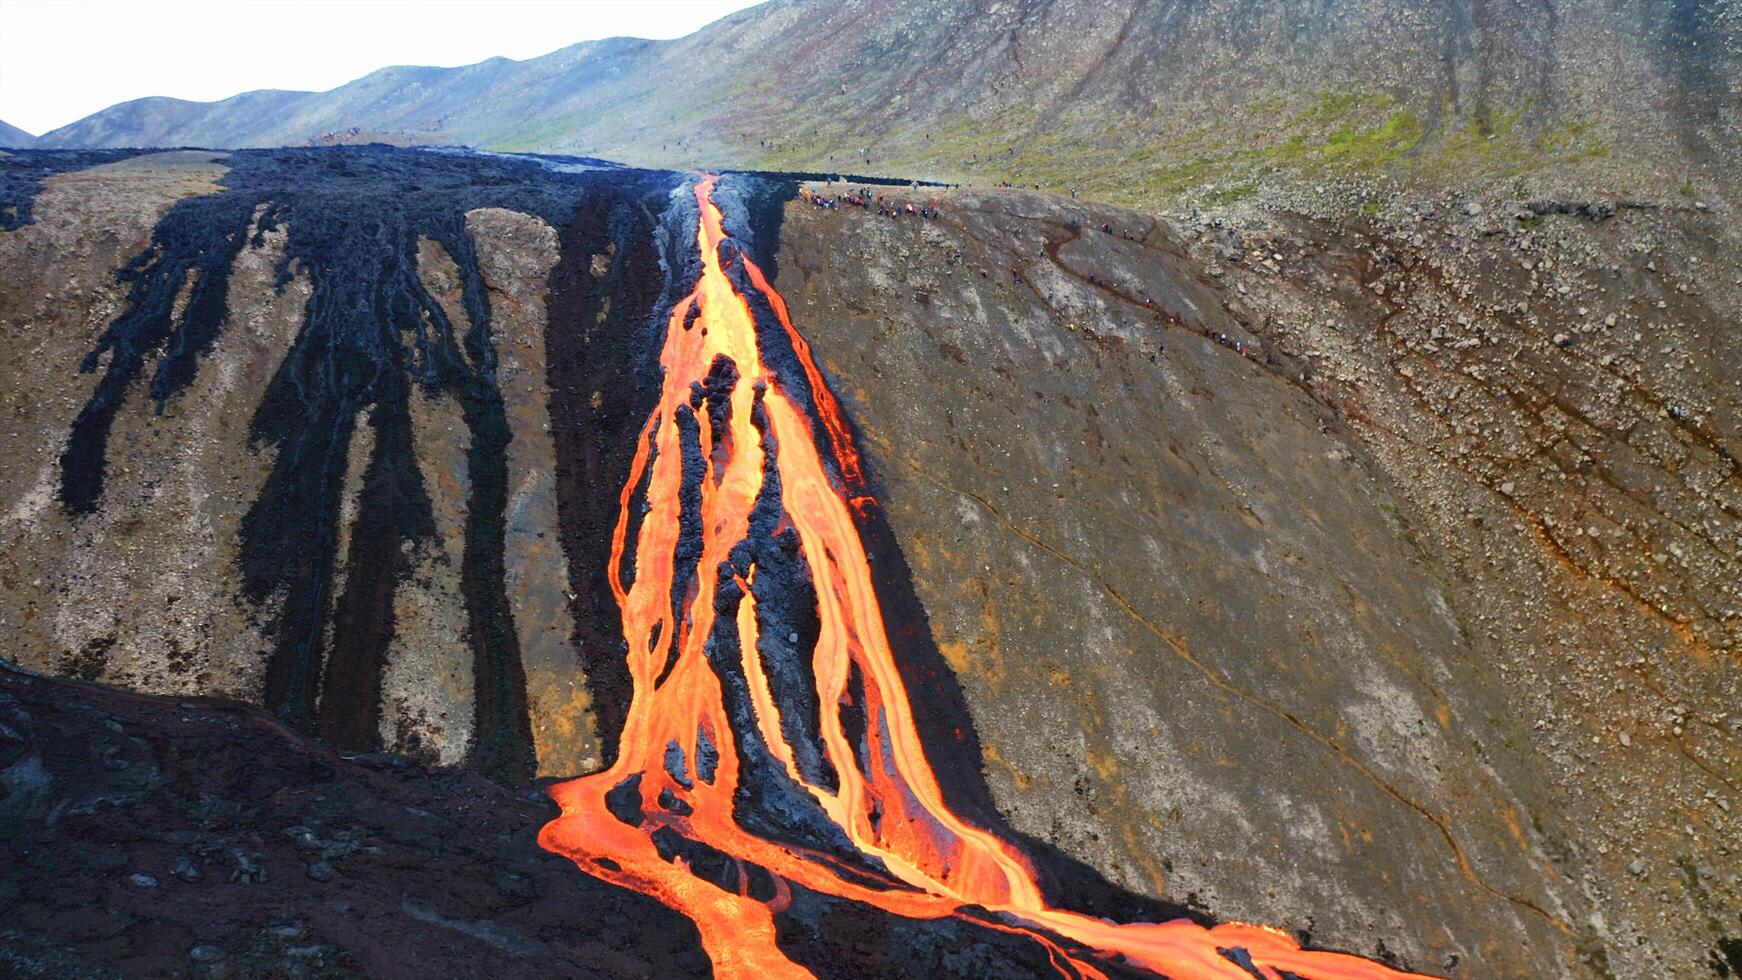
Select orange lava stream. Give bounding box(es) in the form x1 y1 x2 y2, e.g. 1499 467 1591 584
539 175 1437 980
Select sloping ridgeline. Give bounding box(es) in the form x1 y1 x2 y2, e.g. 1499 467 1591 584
53 146 684 782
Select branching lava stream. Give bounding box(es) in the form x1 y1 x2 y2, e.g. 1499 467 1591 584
539 176 1437 979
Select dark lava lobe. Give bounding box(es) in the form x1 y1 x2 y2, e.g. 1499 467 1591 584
41 146 682 783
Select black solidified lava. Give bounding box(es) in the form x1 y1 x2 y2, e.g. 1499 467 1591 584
661 403 707 689
547 183 673 769
1715 936 1742 978
770 879 1156 980
606 772 646 826
51 145 682 784
742 405 835 794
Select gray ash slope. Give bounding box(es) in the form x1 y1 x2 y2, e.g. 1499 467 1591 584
0 144 1739 978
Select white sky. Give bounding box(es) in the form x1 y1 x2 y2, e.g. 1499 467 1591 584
0 0 764 136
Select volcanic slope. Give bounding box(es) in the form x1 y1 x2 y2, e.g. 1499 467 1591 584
0 147 1737 978
770 181 1740 979
0 146 1429 980
0 120 37 148
32 0 1742 208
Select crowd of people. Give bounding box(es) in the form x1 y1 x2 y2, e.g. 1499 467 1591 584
800 186 941 219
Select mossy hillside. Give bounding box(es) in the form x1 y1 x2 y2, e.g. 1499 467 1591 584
735 89 1616 212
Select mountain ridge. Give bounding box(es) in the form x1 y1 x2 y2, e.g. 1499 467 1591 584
32 0 1742 209
0 118 37 147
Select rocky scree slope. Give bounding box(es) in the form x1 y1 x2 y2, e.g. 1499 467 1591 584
772 176 1740 979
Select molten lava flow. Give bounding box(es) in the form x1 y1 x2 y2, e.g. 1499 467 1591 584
540 175 1436 979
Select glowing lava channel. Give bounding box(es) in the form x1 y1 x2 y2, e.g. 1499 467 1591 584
539 175 1435 980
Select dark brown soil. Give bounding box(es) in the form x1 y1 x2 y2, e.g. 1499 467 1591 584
0 660 710 980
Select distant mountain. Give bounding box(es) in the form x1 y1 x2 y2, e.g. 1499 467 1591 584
33 0 1742 206
0 119 37 148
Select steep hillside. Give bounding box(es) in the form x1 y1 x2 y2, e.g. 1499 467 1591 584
0 119 37 148
34 0 1742 208
773 180 1742 979
1 146 1737 978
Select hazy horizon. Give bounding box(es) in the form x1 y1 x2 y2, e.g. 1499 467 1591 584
0 0 764 136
